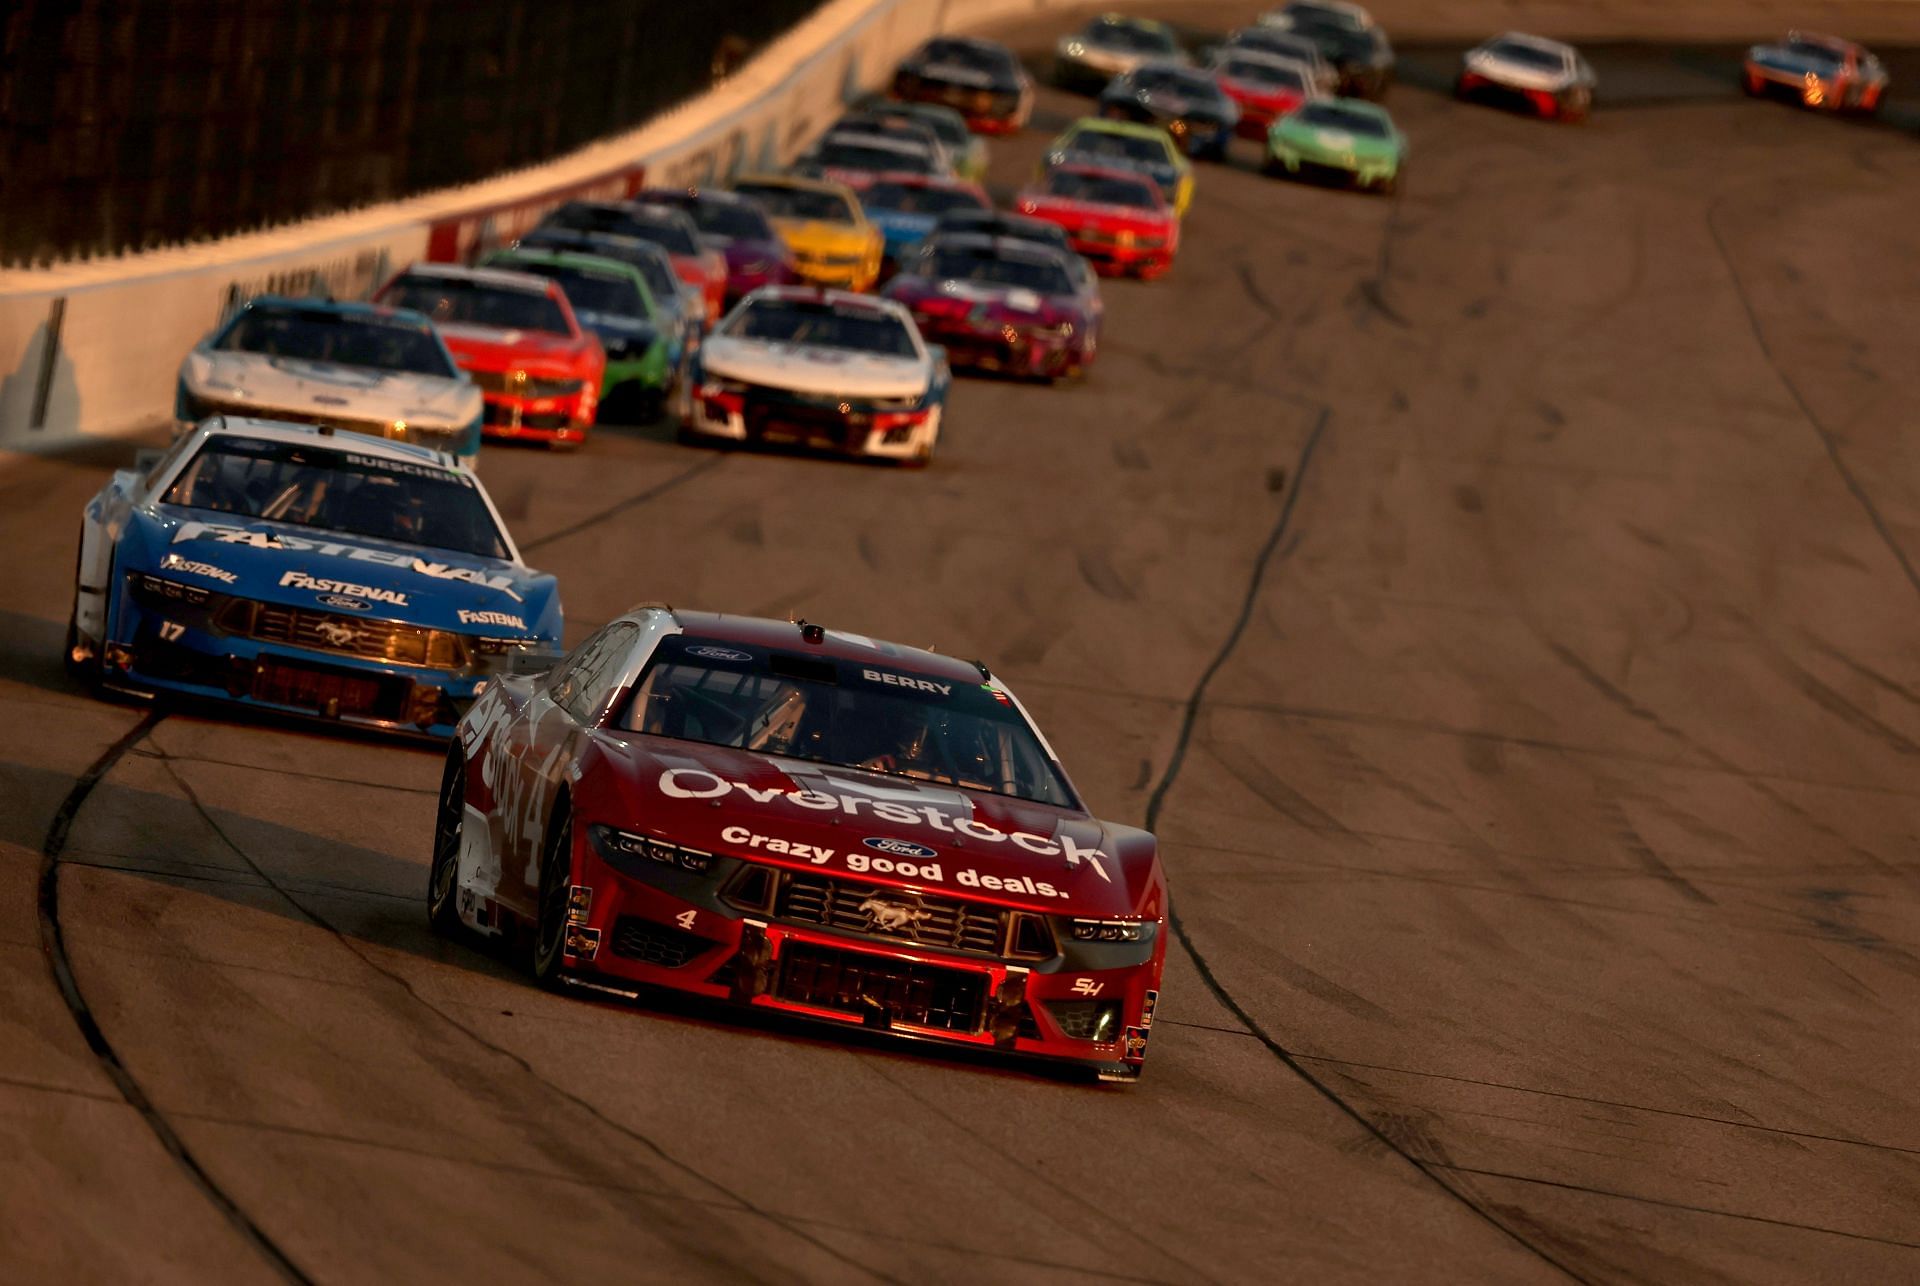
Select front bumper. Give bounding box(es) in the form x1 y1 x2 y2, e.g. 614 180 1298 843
1270 142 1397 189
788 251 876 292
912 314 1076 377
561 834 1161 1078
1457 71 1573 117
1061 225 1173 277
461 368 597 443
104 597 478 739
684 378 936 460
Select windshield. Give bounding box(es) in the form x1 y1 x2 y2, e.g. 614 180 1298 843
163 436 509 559
1285 2 1369 31
921 39 1013 74
1294 102 1390 136
1085 18 1177 55
513 232 683 308
618 212 700 257
894 109 968 145
1784 41 1846 67
1488 41 1565 70
936 213 1070 249
1063 128 1170 166
862 182 986 217
1230 29 1321 63
506 262 647 319
620 637 1075 807
217 306 455 379
724 298 917 357
381 275 568 335
1134 66 1218 98
813 141 936 175
922 250 1075 296
736 184 856 224
1045 168 1159 207
1221 57 1309 88
685 201 774 241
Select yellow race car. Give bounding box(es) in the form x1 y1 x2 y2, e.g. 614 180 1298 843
729 174 884 292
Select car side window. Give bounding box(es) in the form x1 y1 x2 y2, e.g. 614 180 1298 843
556 622 639 725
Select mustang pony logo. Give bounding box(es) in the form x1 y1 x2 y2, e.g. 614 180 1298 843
859 894 933 935
316 620 361 647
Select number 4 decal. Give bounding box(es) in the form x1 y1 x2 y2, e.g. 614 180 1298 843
674 909 697 931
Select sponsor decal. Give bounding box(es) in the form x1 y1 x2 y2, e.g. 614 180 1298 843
174 521 524 601
564 924 601 960
1124 1025 1149 1060
1070 977 1103 998
459 609 526 630
567 885 592 925
846 850 944 883
687 645 754 662
956 869 1061 899
281 570 408 607
318 594 371 612
344 453 463 483
664 767 1110 885
159 553 238 584
158 621 186 642
859 893 933 934
861 668 951 697
863 837 937 860
1143 989 1158 1029
719 825 835 865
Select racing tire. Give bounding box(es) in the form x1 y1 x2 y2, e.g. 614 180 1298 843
426 749 467 936
1742 70 1764 97
903 406 942 469
1559 89 1591 123
528 803 574 989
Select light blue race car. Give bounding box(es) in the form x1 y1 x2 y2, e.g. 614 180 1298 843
67 417 562 738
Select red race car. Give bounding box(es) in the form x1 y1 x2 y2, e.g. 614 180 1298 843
1211 48 1321 138
430 608 1167 1082
1015 163 1178 280
883 233 1099 380
891 35 1034 135
376 263 604 447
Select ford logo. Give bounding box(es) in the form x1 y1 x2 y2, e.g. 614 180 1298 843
863 837 938 860
317 594 371 611
687 645 753 663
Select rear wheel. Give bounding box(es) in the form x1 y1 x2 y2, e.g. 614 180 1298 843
426 750 466 935
528 804 574 988
1743 70 1764 97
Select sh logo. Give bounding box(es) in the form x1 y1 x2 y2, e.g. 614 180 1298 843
1070 977 1103 998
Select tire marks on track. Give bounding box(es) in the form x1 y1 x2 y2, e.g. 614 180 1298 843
1139 410 1591 1284
522 453 727 554
150 748 903 1285
36 710 314 1285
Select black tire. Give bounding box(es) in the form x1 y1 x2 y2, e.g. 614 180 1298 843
426 749 466 935
528 803 574 988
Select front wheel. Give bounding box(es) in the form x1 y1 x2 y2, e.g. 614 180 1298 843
427 750 466 935
528 805 574 988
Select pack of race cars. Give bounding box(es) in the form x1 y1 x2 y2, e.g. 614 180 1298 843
100 3 1897 1083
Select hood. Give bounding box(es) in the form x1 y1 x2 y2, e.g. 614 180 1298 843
593 740 1156 915
1277 118 1398 157
1021 193 1167 236
575 310 660 346
1466 49 1572 91
437 323 589 372
138 508 559 637
700 335 929 399
721 239 792 274
773 219 869 254
185 351 478 428
1055 147 1177 185
896 276 1074 324
869 209 941 248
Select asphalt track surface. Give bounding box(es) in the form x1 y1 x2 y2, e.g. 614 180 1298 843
5 8 1920 1284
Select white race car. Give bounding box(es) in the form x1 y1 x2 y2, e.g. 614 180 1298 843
681 287 949 465
175 296 484 459
1456 32 1596 121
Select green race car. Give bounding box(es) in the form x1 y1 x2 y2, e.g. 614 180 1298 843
852 95 990 183
1264 97 1404 195
483 247 677 422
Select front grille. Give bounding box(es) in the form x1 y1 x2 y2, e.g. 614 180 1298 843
776 941 987 1033
742 394 870 454
610 915 715 969
468 369 583 399
215 598 468 669
778 872 1003 955
251 657 411 720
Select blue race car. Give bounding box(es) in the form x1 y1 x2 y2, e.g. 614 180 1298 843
67 417 562 738
857 174 992 276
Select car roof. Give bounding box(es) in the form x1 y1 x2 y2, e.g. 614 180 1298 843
747 285 906 315
1786 30 1862 53
489 248 645 280
636 186 753 207
1090 12 1173 33
1214 47 1314 72
922 232 1064 264
1489 31 1574 55
633 608 994 684
235 294 434 326
200 415 462 469
394 262 557 295
861 172 979 192
732 172 858 199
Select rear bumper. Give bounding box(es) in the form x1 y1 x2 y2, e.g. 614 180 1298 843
913 317 1075 376
559 839 1161 1077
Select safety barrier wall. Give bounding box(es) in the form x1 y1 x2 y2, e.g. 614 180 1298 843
7 0 1919 448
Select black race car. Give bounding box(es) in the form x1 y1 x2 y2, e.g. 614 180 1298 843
1097 60 1241 161
1260 1 1394 100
